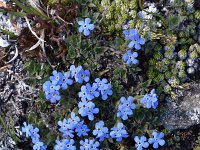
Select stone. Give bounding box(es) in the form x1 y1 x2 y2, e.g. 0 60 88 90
161 82 200 130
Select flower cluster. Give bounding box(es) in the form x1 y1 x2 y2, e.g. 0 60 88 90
78 18 94 36
122 29 145 65
140 89 158 109
21 122 46 150
78 78 112 120
117 96 136 120
43 65 91 103
134 131 165 150
57 112 109 149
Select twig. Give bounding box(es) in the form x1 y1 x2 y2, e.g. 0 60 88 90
6 45 19 64
25 16 45 42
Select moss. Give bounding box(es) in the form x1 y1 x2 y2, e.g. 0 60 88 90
96 0 138 35
194 10 200 19
178 49 187 60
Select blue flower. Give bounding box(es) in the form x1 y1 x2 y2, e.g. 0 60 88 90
75 69 90 84
85 83 100 100
78 100 99 120
43 81 60 93
58 119 74 138
119 96 136 110
30 127 40 142
79 83 99 101
54 139 76 150
100 83 113 100
60 72 73 90
110 123 128 142
80 139 99 150
68 112 80 129
140 89 158 109
75 121 90 137
33 140 47 150
117 106 133 120
78 85 91 101
123 29 138 40
65 139 76 150
123 29 145 50
22 122 33 138
94 78 108 91
50 70 63 85
78 18 95 36
54 140 66 150
123 50 138 65
70 65 82 78
134 136 149 150
45 91 61 103
148 131 165 149
93 121 109 142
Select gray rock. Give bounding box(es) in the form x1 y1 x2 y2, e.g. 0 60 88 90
161 82 200 130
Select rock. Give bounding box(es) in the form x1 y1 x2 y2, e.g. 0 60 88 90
161 82 200 130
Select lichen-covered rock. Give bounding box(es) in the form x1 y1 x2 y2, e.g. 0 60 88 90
161 82 200 130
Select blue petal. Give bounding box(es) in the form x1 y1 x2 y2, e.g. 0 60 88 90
79 26 84 33
128 41 135 48
85 18 91 24
88 24 94 30
135 43 141 50
83 29 90 36
78 21 84 25
158 139 165 146
153 142 159 149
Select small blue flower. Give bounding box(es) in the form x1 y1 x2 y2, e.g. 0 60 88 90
80 139 99 150
94 78 108 91
75 69 90 84
140 89 158 109
43 81 60 93
60 72 73 90
78 100 99 120
87 106 99 121
45 91 61 103
50 70 63 85
22 122 33 138
78 18 95 36
117 106 133 120
148 131 165 149
54 139 66 150
93 121 109 142
30 127 40 142
110 123 128 142
100 83 113 100
123 29 145 50
78 85 91 101
54 139 76 150
79 83 99 101
32 140 47 150
65 139 76 150
134 136 149 150
123 29 138 40
68 112 80 129
70 65 82 78
119 96 136 109
75 121 90 137
85 83 100 100
123 50 138 65
58 119 74 138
